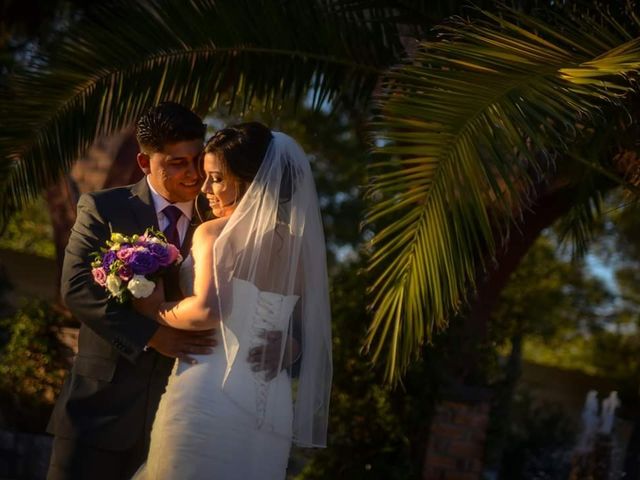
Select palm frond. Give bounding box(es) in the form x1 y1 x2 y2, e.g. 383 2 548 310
365 5 640 384
0 0 405 220
557 101 640 257
557 188 604 259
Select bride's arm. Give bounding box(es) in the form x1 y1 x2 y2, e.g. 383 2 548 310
158 222 221 330
135 221 221 330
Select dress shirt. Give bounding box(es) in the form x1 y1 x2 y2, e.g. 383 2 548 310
146 176 194 245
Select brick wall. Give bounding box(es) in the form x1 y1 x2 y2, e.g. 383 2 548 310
423 399 490 480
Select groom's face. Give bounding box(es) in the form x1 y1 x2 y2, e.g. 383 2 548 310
137 139 203 203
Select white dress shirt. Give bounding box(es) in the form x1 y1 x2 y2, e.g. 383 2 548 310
146 176 194 245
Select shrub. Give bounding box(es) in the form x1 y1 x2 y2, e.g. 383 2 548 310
0 300 72 432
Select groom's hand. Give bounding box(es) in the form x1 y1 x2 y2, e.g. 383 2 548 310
247 331 300 381
148 325 216 364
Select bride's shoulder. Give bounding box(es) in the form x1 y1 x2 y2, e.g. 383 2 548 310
193 218 228 243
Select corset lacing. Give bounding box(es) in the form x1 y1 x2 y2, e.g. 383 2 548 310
249 292 285 429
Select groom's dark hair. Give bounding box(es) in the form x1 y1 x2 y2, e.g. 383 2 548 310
136 102 206 153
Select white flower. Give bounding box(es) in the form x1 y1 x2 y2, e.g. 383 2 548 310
148 237 163 244
106 274 123 296
127 275 156 299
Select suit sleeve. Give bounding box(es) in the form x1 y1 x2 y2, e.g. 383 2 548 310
61 193 159 363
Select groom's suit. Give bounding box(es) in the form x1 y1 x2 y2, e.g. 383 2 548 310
47 178 208 479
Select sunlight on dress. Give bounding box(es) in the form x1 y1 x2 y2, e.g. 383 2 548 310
132 255 294 480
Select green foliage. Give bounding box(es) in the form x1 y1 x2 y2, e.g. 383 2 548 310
522 336 598 376
0 0 403 218
609 201 640 261
482 232 614 474
295 262 427 480
0 0 90 76
518 195 640 385
0 299 70 432
0 196 55 258
365 4 640 384
3 0 640 387
492 234 611 346
590 332 640 388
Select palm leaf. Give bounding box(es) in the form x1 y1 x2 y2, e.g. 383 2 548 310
365 5 640 384
0 0 405 220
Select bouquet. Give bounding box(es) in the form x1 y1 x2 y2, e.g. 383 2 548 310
91 228 182 303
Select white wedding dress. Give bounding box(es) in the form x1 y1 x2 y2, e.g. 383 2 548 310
133 254 297 480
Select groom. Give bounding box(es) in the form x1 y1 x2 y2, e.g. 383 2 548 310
47 102 216 480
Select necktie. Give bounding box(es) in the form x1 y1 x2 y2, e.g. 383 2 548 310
162 205 182 248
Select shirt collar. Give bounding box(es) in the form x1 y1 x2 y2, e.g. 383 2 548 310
146 176 194 220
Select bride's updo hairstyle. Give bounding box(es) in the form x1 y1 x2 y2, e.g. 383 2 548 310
203 122 273 197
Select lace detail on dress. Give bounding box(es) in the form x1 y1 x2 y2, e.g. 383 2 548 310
220 278 298 436
250 292 285 429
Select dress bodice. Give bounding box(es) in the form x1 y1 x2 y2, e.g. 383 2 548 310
220 278 299 431
134 265 295 479
175 252 297 434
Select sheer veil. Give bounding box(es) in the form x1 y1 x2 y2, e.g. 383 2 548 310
212 131 332 447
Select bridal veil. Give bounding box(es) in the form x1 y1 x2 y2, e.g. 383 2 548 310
212 131 332 448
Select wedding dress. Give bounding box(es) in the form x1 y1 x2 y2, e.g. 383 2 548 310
134 131 332 479
133 255 297 480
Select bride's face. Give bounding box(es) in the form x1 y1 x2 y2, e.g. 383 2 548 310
201 152 241 218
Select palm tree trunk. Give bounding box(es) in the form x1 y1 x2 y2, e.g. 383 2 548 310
422 141 640 476
490 332 523 475
44 175 79 304
452 179 580 380
102 127 143 188
421 173 619 477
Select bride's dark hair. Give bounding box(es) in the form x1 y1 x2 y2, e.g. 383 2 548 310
203 122 273 185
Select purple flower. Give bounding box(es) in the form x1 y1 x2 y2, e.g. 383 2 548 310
147 242 173 266
128 249 160 275
102 251 117 269
118 264 133 281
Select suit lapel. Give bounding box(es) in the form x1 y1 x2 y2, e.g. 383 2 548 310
129 178 159 233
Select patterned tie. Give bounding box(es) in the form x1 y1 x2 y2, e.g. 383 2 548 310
162 205 183 248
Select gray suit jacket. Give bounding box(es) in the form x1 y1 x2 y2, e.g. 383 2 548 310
47 178 208 451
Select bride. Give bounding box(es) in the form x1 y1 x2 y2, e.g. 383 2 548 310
132 122 332 479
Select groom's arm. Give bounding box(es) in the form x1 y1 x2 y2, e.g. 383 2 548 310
61 192 159 363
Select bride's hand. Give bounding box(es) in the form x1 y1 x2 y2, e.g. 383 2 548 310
132 278 165 320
